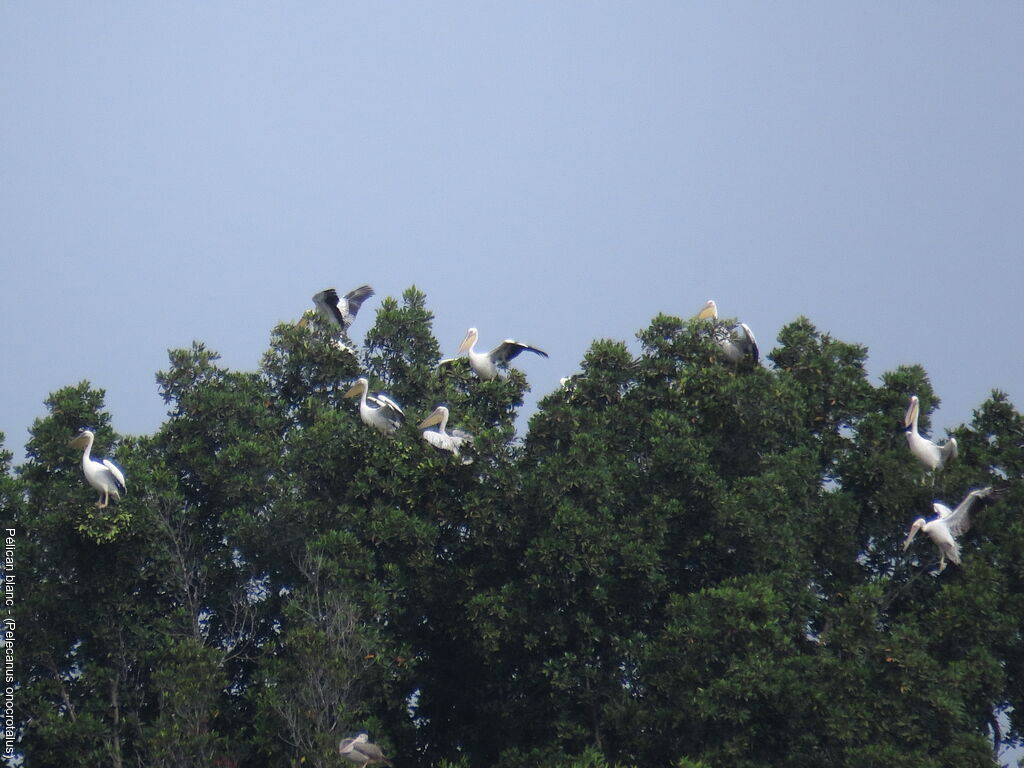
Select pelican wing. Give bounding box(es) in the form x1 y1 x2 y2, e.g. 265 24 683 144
940 438 959 464
713 325 756 366
369 393 405 419
734 323 759 362
343 285 375 321
422 429 454 451
945 486 1003 538
102 459 128 494
313 289 344 327
353 740 389 763
489 340 548 366
422 427 472 450
358 745 389 765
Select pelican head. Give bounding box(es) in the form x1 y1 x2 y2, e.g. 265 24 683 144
696 299 718 321
344 378 369 399
418 405 449 430
69 429 95 450
457 327 479 354
902 518 926 551
903 395 921 429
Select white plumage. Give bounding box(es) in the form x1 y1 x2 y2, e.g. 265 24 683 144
903 395 958 471
902 486 1004 571
344 378 405 435
339 732 391 767
695 299 759 367
312 285 375 333
419 405 473 463
69 429 126 509
449 327 548 380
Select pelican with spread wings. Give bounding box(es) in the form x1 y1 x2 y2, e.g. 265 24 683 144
902 486 1005 571
312 285 375 333
695 299 759 368
445 327 548 380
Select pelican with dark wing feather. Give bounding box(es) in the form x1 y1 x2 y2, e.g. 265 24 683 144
696 299 759 367
419 405 474 463
69 429 127 508
450 327 548 380
313 285 375 333
903 395 958 472
344 378 405 435
902 486 1005 572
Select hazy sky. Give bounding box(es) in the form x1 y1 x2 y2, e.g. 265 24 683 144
3 3 1023 458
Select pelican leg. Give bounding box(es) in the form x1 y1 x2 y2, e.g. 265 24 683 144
96 491 109 509
937 553 947 573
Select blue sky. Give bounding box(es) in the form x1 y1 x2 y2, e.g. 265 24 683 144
2 3 1023 458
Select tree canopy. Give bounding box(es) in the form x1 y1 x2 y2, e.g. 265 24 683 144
6 286 1024 768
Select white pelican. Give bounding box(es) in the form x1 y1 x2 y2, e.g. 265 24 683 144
68 429 126 509
344 378 405 435
312 285 375 333
339 733 392 767
419 405 473 463
903 395 958 471
902 486 1004 571
696 299 758 367
453 327 548 380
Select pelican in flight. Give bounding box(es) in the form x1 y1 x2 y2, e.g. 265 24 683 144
312 285 375 333
902 486 1005 572
419 405 473 463
903 395 958 471
696 299 758 367
68 429 126 509
344 378 405 435
339 733 392 767
450 327 548 380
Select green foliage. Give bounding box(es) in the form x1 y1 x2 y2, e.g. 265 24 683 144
365 285 443 407
7 293 1024 768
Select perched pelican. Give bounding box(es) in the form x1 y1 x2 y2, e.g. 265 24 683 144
903 395 958 471
68 429 126 509
902 486 1004 571
419 405 473 463
339 733 392 767
313 285 375 333
695 299 758 367
452 327 548 380
344 378 405 435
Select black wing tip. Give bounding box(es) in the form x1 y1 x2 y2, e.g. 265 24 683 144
517 342 548 358
985 486 1010 502
346 284 375 299
314 287 339 300
501 343 548 363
